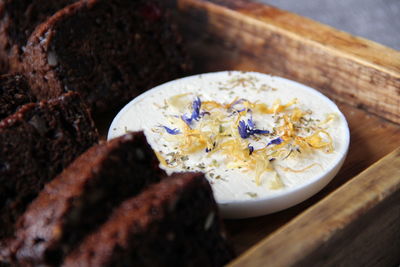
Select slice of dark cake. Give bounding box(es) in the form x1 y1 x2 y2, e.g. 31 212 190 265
22 0 190 113
0 74 35 121
0 0 78 73
63 173 234 267
0 92 98 243
6 132 164 266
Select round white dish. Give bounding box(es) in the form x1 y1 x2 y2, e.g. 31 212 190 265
108 71 350 219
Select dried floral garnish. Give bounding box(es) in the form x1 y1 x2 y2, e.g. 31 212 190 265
162 126 181 135
248 145 254 155
225 75 259 89
268 137 283 146
181 97 202 126
238 118 269 139
155 93 336 190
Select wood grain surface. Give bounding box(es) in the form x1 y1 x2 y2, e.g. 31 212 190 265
230 145 400 267
161 0 400 265
168 0 400 125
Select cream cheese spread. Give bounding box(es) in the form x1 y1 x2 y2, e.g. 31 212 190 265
108 71 349 211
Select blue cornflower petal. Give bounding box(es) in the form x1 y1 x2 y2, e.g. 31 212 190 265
162 126 181 135
192 97 202 121
238 118 269 139
238 120 249 138
253 129 270 134
181 97 203 126
181 114 192 126
193 97 201 110
248 145 254 155
268 137 283 146
247 118 255 128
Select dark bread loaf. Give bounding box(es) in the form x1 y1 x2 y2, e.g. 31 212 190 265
63 173 234 267
0 92 98 242
22 0 190 113
0 74 35 120
6 132 164 266
0 0 78 73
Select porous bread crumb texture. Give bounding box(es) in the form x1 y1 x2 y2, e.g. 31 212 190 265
0 74 35 121
0 92 98 243
0 0 78 73
63 173 234 267
6 132 162 266
22 0 190 113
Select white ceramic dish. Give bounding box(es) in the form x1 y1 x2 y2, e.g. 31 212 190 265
108 71 350 219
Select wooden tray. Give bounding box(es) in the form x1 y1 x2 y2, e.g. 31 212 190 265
160 0 400 266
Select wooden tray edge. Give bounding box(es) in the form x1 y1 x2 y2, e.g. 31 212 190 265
174 0 400 124
229 147 400 266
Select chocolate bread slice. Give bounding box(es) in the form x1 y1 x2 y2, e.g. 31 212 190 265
63 173 234 267
0 92 98 242
0 0 78 73
0 74 35 121
23 0 190 113
7 132 164 266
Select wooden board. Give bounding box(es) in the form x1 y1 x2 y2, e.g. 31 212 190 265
225 102 400 255
230 146 400 267
161 0 400 265
167 0 400 125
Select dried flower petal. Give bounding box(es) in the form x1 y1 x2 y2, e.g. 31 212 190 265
181 114 193 126
162 126 181 135
248 145 254 155
192 97 202 121
237 118 270 139
247 118 255 128
182 97 203 126
238 120 248 138
268 137 283 146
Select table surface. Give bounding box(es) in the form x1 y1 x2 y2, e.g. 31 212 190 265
257 0 400 50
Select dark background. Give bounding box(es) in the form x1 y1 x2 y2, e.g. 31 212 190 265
257 0 400 50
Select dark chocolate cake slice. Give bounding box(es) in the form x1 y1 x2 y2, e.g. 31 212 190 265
6 132 164 266
0 92 98 243
0 0 78 73
0 74 35 121
63 173 234 267
22 0 190 113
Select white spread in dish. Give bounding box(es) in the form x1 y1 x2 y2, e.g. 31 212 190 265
108 71 349 209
